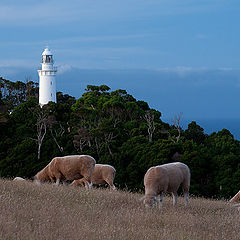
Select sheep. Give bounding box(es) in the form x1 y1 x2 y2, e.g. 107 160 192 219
34 155 96 189
229 190 240 209
71 164 116 190
142 162 190 209
13 177 26 181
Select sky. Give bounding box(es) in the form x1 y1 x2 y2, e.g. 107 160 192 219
1 0 240 137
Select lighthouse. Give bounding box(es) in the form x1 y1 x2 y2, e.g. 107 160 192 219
38 47 57 106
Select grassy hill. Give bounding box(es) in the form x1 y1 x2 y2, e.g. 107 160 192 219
0 179 239 240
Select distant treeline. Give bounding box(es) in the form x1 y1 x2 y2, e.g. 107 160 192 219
0 77 239 199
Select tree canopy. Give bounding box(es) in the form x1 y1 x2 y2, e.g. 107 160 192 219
0 77 239 199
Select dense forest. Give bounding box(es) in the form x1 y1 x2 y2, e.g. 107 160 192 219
0 76 240 199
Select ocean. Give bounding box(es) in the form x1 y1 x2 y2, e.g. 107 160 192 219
166 118 240 141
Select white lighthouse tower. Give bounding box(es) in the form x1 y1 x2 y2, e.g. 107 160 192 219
38 47 57 106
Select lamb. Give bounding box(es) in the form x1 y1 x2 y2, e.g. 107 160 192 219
142 162 190 209
229 190 240 209
34 155 96 189
71 164 116 190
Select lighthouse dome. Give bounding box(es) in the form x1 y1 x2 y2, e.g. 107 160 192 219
41 47 54 64
42 47 52 56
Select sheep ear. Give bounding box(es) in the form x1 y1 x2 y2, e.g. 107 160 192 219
139 196 145 202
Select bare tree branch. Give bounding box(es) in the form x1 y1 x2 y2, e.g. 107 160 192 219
160 112 183 143
35 109 48 159
171 112 183 143
73 128 91 152
143 111 156 142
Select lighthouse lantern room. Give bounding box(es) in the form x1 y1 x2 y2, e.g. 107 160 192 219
38 47 57 106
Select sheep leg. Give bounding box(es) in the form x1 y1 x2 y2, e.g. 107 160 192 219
158 193 164 209
63 181 69 186
81 178 92 190
87 181 93 189
85 181 92 190
52 171 63 186
184 191 189 207
55 179 60 186
79 179 86 187
72 178 85 187
106 180 116 190
49 177 55 183
82 175 93 190
172 192 178 206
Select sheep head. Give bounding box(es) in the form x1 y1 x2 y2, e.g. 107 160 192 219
143 196 157 209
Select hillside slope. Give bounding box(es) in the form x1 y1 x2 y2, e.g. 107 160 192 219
0 179 239 240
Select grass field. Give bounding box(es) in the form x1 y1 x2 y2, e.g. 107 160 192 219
0 178 239 240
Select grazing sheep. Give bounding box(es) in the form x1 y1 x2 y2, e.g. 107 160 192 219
71 164 116 190
142 162 190 209
34 155 96 189
13 177 25 181
229 190 240 209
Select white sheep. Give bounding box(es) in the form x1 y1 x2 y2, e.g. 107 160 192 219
34 155 96 189
142 162 190 209
229 190 240 209
71 164 116 190
13 177 26 181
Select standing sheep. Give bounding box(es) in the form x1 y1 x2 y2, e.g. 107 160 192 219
34 155 96 189
142 162 190 209
71 164 116 190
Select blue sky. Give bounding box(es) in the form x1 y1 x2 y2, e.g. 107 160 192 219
1 0 239 69
1 0 240 136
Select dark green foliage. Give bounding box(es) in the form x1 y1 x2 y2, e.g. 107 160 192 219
0 80 240 199
184 121 207 144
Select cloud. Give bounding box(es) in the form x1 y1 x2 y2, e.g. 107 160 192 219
153 66 240 87
52 34 148 44
0 0 229 26
156 66 207 75
0 59 37 68
195 34 210 39
0 3 76 26
0 33 151 52
218 67 233 71
57 64 72 75
0 1 139 26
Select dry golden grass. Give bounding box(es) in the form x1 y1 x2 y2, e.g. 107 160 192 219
0 178 239 240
